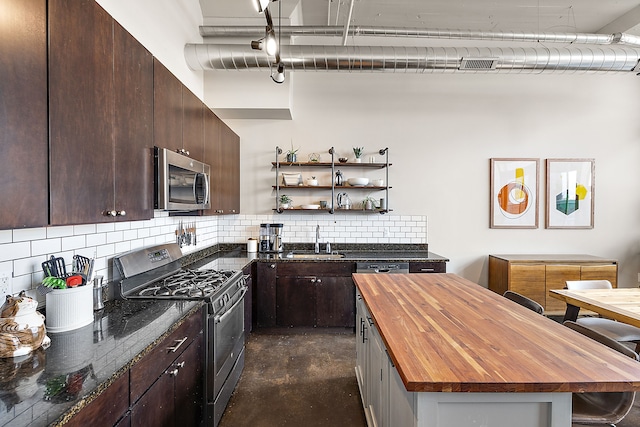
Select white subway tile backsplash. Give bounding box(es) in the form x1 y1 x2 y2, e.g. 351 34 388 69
31 239 62 257
62 235 86 251
14 227 47 242
46 225 75 238
0 230 12 244
86 233 107 247
74 224 96 235
0 212 424 298
0 242 31 261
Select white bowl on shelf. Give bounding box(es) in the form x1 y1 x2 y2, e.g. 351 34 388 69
347 177 369 186
300 204 320 210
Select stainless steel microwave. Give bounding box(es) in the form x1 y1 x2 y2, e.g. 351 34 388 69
154 147 211 211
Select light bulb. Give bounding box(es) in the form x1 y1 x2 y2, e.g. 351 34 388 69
265 32 278 56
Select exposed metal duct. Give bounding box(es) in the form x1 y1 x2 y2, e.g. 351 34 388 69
185 43 640 73
199 25 640 48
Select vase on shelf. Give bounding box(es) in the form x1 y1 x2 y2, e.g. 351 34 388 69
286 153 297 162
353 158 361 163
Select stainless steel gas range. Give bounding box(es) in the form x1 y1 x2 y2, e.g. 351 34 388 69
113 243 247 427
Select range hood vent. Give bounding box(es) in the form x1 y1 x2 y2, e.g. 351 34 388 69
459 58 498 70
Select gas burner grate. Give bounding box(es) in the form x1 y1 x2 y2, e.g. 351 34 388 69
133 268 238 299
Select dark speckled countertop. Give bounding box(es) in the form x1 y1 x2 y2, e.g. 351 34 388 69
0 244 447 426
0 299 201 427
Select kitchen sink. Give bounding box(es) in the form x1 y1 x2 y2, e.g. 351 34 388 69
285 252 345 260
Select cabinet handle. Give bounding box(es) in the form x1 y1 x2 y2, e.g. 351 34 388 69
270 264 276 269
310 278 316 283
167 336 188 353
116 210 126 217
216 209 224 214
104 210 117 217
176 148 190 156
316 278 322 283
168 368 179 377
420 268 435 272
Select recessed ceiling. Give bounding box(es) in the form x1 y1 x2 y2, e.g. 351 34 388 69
200 0 640 35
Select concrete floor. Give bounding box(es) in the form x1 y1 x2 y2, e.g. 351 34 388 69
220 327 640 427
219 328 366 427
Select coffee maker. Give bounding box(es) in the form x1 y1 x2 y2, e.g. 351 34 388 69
259 223 284 253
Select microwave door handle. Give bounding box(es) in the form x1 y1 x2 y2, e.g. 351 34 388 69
204 173 210 205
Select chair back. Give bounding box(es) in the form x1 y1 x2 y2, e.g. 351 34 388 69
565 279 613 290
563 321 639 360
563 320 638 426
503 290 544 315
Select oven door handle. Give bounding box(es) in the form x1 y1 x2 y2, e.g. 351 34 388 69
214 286 248 324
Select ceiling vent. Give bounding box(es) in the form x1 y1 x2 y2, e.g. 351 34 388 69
459 57 498 70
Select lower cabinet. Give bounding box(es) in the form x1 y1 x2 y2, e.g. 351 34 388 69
356 289 415 427
67 307 204 427
275 262 355 328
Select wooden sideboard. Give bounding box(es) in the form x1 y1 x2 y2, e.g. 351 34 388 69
488 254 618 314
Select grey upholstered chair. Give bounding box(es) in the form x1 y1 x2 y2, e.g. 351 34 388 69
563 320 638 426
503 290 544 315
565 280 640 351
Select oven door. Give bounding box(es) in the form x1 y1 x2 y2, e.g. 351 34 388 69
209 284 247 402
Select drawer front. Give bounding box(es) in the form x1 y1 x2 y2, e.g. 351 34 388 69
277 261 355 277
409 262 446 273
130 307 204 403
67 371 130 427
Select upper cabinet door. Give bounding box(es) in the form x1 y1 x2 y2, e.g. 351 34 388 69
49 0 115 225
113 22 154 221
0 0 48 229
182 88 204 162
153 59 183 153
219 121 240 214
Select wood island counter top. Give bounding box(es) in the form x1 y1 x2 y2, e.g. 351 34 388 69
353 273 640 394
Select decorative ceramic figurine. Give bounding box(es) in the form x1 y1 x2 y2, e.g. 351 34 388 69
0 292 50 358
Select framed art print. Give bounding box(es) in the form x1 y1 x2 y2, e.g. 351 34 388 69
546 158 595 229
490 158 539 229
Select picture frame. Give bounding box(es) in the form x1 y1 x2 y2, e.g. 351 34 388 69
546 158 595 229
490 158 539 229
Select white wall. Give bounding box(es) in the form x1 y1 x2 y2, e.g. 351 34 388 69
96 0 205 98
217 71 640 287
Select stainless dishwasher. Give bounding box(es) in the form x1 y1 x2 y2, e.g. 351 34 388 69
356 262 409 274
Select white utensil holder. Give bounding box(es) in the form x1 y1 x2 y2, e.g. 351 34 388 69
45 285 93 333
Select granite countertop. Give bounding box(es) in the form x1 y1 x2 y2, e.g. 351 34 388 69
186 244 449 269
0 299 202 427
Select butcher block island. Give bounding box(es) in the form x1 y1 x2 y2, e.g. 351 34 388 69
353 273 640 427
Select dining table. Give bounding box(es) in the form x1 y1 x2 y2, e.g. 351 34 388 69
550 287 640 326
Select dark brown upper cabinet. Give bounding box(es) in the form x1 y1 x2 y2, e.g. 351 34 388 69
182 87 205 162
49 0 153 225
204 108 240 215
153 59 183 154
0 0 48 229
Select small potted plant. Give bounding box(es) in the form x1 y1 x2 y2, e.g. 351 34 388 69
285 142 299 163
306 176 318 186
279 194 292 209
362 195 378 211
353 146 364 163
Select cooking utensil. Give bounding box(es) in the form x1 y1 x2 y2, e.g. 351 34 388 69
42 255 67 278
73 255 90 274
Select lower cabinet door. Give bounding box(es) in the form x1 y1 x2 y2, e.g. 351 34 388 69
276 276 316 327
174 334 204 425
130 372 175 427
316 277 355 327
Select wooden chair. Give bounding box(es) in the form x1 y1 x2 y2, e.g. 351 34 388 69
565 280 640 351
503 290 544 315
563 320 638 426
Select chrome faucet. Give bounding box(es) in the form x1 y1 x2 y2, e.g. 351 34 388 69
315 224 320 254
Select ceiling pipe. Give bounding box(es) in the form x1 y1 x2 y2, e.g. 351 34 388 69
185 43 640 73
199 25 640 48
